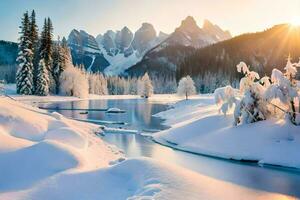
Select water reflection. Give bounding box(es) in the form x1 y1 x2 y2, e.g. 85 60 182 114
39 99 168 132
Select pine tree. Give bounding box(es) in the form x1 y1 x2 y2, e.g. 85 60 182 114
52 37 62 94
16 11 34 95
46 18 55 93
35 59 49 96
52 37 72 94
35 19 49 95
29 10 39 90
36 18 54 95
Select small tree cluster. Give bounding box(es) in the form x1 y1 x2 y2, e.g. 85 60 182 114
59 64 89 98
214 58 300 126
264 56 300 125
88 72 108 95
16 10 71 96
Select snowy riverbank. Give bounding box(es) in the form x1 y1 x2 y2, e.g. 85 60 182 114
153 94 300 169
2 97 290 199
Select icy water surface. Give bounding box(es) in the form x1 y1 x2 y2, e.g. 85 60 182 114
39 98 300 199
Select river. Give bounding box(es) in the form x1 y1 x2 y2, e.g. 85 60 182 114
38 98 300 199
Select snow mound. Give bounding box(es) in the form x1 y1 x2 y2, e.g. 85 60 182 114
44 127 87 149
0 141 78 191
154 94 300 169
106 107 126 113
22 158 294 200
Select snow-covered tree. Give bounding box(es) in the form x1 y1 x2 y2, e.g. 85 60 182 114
234 62 269 125
52 36 72 94
214 85 236 115
88 72 108 95
35 59 49 96
264 56 299 125
59 64 89 98
138 73 153 98
29 10 39 87
16 11 34 95
36 18 55 94
177 75 196 100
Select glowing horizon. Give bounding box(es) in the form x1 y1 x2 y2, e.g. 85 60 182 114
0 0 300 42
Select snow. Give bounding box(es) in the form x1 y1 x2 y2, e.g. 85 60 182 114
153 94 300 169
99 43 141 76
87 55 96 72
0 96 289 199
82 46 101 54
104 52 141 76
106 107 125 113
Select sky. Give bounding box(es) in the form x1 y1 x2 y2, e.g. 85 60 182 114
0 0 300 42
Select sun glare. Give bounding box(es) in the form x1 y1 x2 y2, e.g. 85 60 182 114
290 16 300 27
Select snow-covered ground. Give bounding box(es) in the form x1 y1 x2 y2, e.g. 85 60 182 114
5 84 182 103
1 97 291 199
153 94 300 169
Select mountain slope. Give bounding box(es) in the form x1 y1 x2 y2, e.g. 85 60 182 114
177 24 300 81
68 29 109 72
96 24 168 75
126 16 231 77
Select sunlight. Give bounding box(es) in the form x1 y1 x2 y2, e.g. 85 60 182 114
289 16 300 27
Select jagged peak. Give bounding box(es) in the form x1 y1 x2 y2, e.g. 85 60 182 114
141 22 154 28
180 16 198 28
203 19 215 29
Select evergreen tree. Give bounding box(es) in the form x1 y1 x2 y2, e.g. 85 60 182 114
36 18 54 95
16 11 34 95
46 18 55 93
35 59 49 96
52 37 72 94
52 37 62 94
29 10 39 90
35 19 47 95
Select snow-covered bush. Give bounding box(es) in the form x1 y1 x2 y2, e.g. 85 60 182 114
214 86 236 115
59 64 89 98
177 75 196 100
233 62 270 125
264 57 299 125
214 58 299 126
138 73 153 98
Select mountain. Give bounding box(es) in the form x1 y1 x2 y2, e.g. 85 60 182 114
96 23 168 75
176 24 300 90
202 19 231 41
67 29 109 72
126 16 231 77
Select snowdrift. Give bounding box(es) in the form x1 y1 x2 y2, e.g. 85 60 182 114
154 95 300 169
